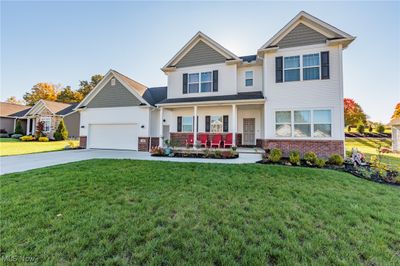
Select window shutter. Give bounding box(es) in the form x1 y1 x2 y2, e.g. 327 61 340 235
223 115 229 132
275 57 283 83
177 116 182 132
205 116 210 132
321 51 330 79
183 73 188 94
212 70 218 92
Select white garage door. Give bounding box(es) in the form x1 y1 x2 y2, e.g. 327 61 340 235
89 124 138 150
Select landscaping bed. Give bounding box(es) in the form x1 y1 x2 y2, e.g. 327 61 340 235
150 146 239 159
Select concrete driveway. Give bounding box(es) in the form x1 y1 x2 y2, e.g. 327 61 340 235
0 149 262 175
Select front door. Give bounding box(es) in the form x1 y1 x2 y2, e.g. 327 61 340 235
243 118 255 145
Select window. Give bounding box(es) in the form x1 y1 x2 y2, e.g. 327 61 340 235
303 54 320 80
275 111 292 137
245 71 253 87
275 110 332 138
294 111 311 137
188 73 199 93
313 110 331 137
201 72 212 92
210 115 223 133
41 117 51 132
182 116 193 132
111 78 116 86
187 71 214 93
284 56 300 82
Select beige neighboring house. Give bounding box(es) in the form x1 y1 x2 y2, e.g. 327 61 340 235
23 100 80 139
390 118 400 152
0 102 31 134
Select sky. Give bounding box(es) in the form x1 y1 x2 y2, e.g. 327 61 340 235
1 1 399 123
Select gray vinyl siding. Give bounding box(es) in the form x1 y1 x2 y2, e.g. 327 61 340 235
87 78 142 108
64 111 80 138
277 23 327 49
175 40 227 68
0 117 15 134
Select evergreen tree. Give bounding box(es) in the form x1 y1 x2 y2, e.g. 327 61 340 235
54 120 68 140
14 120 24 134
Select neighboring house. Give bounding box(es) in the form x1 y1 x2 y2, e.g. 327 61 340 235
390 118 400 152
77 11 355 157
0 102 30 134
23 100 80 139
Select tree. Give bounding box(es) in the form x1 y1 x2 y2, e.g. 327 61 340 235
54 120 68 141
344 98 367 128
6 96 25 105
57 86 83 103
391 102 400 120
77 74 103 98
14 120 24 135
35 121 45 138
23 83 58 106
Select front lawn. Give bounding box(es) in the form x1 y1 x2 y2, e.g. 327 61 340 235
345 138 400 166
1 160 399 264
0 139 79 156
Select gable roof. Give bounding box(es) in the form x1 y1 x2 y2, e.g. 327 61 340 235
142 87 168 106
76 69 151 109
24 100 77 117
258 11 355 53
0 102 31 118
162 31 241 71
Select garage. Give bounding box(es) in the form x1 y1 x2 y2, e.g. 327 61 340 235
88 124 138 150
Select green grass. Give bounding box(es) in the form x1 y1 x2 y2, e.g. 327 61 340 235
0 139 79 156
345 138 400 166
1 160 399 265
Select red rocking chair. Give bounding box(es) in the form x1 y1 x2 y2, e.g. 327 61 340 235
210 134 222 148
185 134 194 147
224 133 233 148
199 133 208 148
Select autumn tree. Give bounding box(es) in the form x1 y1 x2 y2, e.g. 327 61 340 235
77 74 103 98
5 96 25 105
23 83 58 106
57 86 83 103
391 102 400 120
344 98 367 129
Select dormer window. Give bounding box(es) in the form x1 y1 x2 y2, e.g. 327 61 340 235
111 78 116 86
245 71 253 87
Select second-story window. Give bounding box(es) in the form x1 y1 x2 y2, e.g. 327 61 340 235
201 72 212 92
245 71 253 87
284 56 300 82
188 73 199 93
303 53 320 80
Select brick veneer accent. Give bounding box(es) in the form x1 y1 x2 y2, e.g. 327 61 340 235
260 139 344 158
170 132 243 147
79 136 87 149
150 137 159 148
138 137 150 151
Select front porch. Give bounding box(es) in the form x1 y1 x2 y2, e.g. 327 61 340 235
158 101 266 148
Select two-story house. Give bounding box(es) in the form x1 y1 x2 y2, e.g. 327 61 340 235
77 11 354 157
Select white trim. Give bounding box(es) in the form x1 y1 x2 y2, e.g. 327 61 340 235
162 31 241 70
157 98 265 107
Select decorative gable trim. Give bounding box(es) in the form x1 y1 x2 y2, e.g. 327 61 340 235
258 11 355 54
76 70 151 109
162 31 241 71
24 100 55 117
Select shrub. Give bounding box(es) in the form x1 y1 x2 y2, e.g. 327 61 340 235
376 124 385 134
357 124 365 134
289 150 300 166
315 158 326 168
0 129 7 134
39 137 49 142
11 134 22 139
304 152 318 165
20 135 34 141
35 121 45 138
269 148 282 163
15 120 24 135
150 146 164 156
54 120 68 141
328 154 344 166
368 125 373 133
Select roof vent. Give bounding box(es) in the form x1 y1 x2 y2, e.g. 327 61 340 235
111 78 116 86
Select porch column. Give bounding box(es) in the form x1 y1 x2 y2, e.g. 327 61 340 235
27 118 31 135
193 106 198 148
159 107 163 147
32 118 36 135
232 104 237 147
264 102 268 139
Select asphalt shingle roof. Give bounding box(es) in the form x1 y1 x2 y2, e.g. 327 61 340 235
142 87 168 106
239 55 257 63
0 102 31 118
